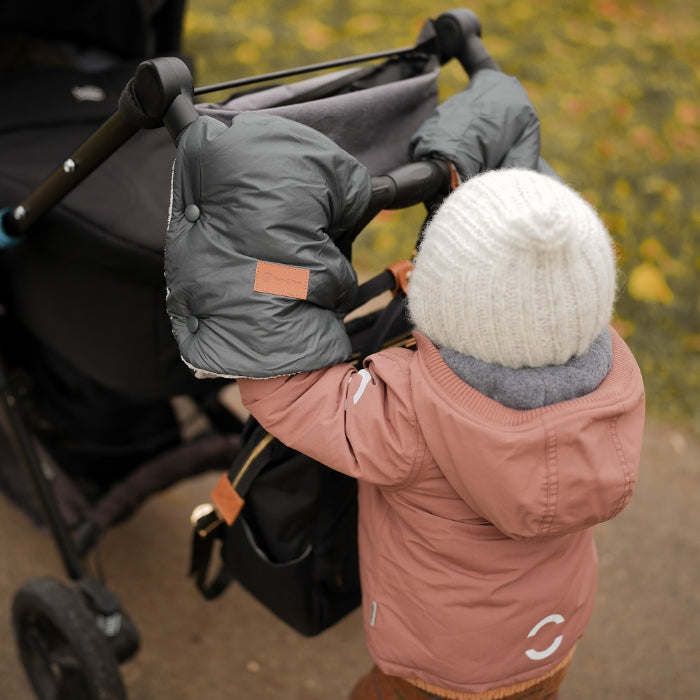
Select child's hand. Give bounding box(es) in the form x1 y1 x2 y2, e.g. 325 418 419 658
409 69 554 181
165 113 371 379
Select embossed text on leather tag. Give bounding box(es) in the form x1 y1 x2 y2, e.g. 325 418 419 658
254 261 310 300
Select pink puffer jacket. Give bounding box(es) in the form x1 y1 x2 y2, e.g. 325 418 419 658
238 328 645 695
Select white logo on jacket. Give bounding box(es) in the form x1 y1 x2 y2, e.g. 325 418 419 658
525 614 565 660
352 369 373 405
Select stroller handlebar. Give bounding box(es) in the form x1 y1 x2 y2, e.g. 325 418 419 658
370 160 453 211
347 159 452 240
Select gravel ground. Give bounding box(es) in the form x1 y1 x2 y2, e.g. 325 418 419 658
1 416 698 699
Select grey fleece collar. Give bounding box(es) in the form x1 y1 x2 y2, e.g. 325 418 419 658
440 329 613 410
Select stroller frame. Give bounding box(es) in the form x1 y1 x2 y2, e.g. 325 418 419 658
0 8 497 699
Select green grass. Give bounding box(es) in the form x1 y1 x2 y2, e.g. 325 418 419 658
182 0 700 433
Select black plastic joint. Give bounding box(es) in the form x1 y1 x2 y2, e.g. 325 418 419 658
119 57 199 139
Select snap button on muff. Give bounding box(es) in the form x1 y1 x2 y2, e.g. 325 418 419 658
184 204 200 222
187 316 200 333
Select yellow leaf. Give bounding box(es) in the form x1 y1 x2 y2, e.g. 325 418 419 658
676 99 700 126
249 27 274 49
603 212 627 237
639 237 667 262
614 179 631 198
298 19 333 51
372 230 398 255
682 335 700 352
628 263 674 304
612 317 635 339
639 238 684 275
346 14 382 34
233 42 260 66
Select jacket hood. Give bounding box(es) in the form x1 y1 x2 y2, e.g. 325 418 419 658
410 330 645 540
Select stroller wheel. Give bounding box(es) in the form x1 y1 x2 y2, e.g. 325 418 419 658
11 576 127 700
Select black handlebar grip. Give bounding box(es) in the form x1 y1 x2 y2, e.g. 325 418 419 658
370 159 453 210
434 9 499 75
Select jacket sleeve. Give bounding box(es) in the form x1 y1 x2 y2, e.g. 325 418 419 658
165 112 372 379
237 350 425 488
409 69 558 180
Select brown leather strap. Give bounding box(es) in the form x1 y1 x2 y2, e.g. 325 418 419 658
386 259 414 296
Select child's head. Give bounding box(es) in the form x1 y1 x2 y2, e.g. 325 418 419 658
408 168 616 369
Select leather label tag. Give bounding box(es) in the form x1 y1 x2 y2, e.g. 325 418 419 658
254 261 309 300
211 473 245 526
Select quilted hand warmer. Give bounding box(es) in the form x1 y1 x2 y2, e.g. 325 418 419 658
409 69 556 180
165 112 372 379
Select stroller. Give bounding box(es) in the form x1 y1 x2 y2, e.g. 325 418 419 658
0 7 497 699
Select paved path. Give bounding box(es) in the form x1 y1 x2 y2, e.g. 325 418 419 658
1 417 698 699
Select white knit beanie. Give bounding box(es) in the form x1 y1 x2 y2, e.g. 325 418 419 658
408 168 617 369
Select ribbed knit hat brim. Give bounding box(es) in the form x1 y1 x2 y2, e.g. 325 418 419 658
408 168 616 369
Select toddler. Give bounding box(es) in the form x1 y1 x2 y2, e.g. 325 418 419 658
233 167 646 699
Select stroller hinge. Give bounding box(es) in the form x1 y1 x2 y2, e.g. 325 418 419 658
126 57 199 139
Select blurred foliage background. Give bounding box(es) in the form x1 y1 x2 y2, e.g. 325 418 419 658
182 0 699 434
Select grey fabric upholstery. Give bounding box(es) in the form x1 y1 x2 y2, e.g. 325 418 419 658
196 64 440 176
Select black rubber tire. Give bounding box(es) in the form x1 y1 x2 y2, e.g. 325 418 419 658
109 606 140 664
11 576 127 700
